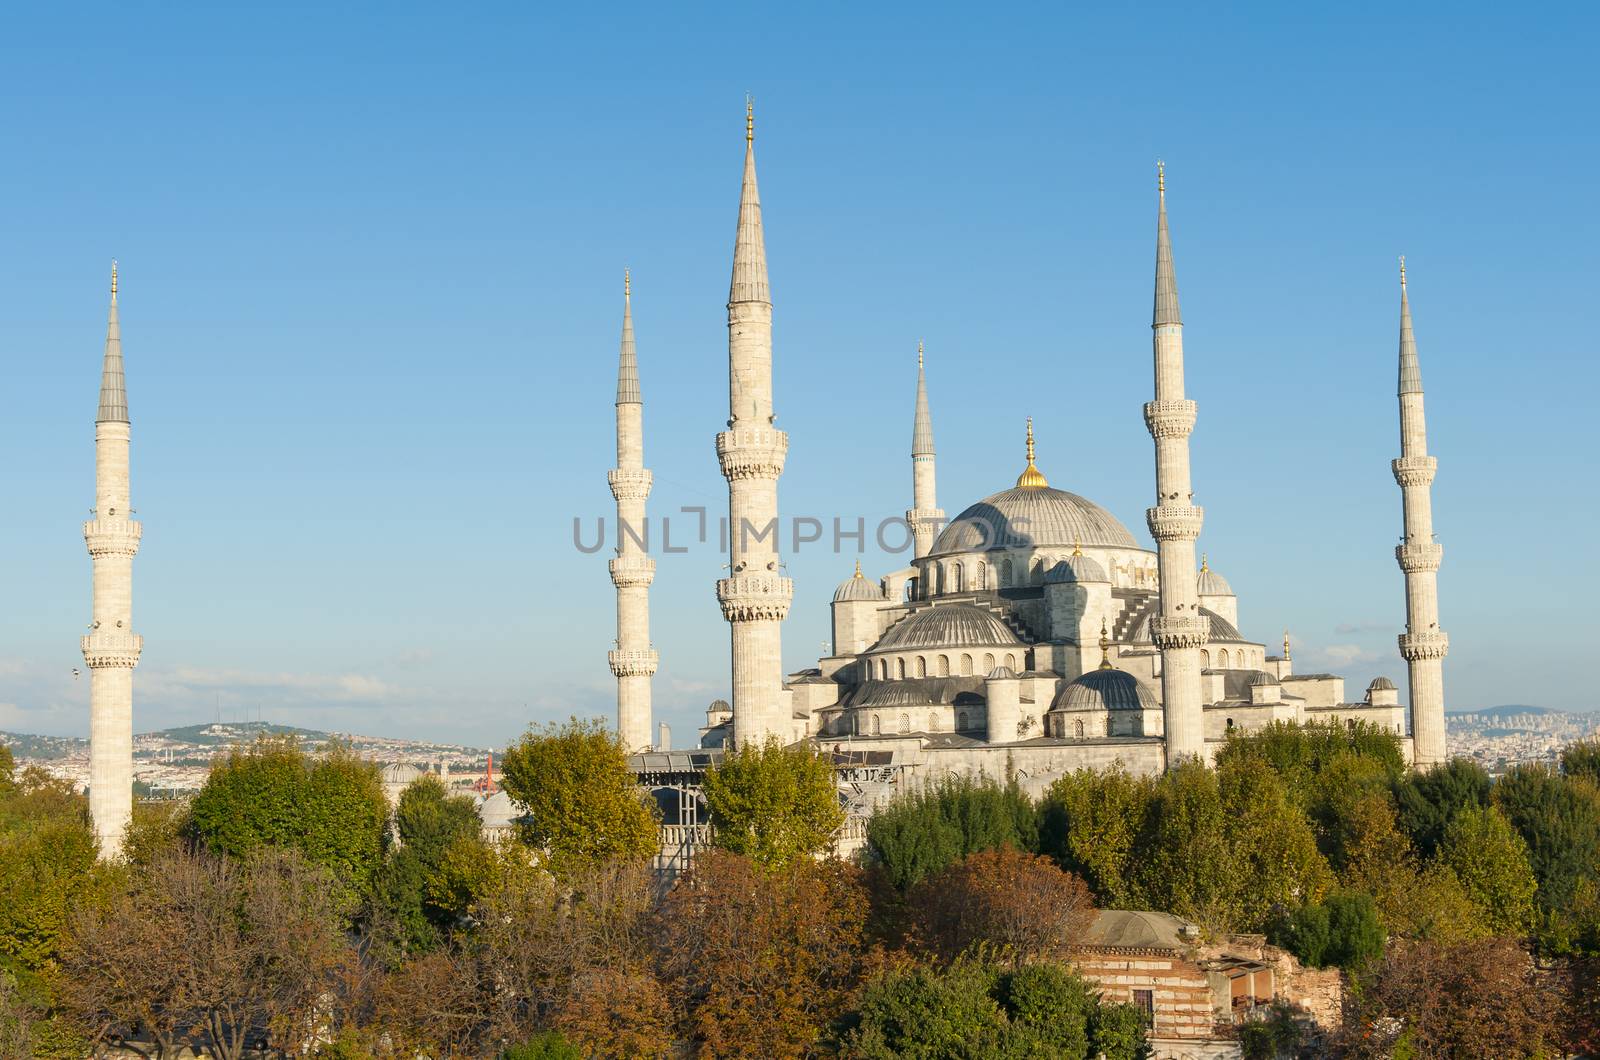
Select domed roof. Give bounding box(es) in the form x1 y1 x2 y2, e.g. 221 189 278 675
871 604 1024 652
932 486 1140 556
1045 553 1110 584
1128 605 1245 644
381 762 425 786
1197 556 1234 596
1248 671 1279 687
986 665 1019 680
1367 676 1397 691
1052 667 1159 713
833 563 885 602
477 790 520 829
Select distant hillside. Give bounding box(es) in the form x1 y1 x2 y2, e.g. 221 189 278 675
0 731 84 759
1448 704 1559 719
151 721 333 746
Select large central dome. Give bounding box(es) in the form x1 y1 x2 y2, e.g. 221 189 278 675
931 486 1141 555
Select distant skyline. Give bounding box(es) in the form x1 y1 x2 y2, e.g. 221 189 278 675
2 4 1596 748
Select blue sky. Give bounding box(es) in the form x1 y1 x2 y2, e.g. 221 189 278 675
1 3 1595 748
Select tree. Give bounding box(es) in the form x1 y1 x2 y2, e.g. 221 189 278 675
1562 738 1600 785
370 948 487 1058
1393 758 1491 860
997 962 1097 1057
1217 757 1333 927
498 718 658 870
1214 720 1405 809
912 848 1095 965
1438 805 1537 935
657 849 868 1057
1492 764 1600 919
186 736 388 898
375 775 487 953
1272 893 1383 971
0 744 15 798
1333 937 1557 1059
867 775 1039 891
1040 766 1153 908
0 769 101 973
702 739 844 868
1131 760 1237 927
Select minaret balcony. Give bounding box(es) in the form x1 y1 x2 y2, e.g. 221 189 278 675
1151 614 1210 650
716 573 794 622
81 631 143 668
608 648 660 677
1395 542 1444 573
1399 630 1449 660
82 519 142 557
608 468 654 502
716 427 788 481
1391 455 1437 487
1143 399 1198 439
1145 505 1204 542
609 554 656 587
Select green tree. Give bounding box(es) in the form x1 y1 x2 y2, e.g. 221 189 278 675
1217 757 1333 927
842 960 1007 1058
702 739 844 868
1214 720 1405 809
1272 893 1384 971
1492 764 1600 917
498 718 657 870
1393 758 1491 860
187 736 389 897
374 775 489 954
0 744 16 798
998 963 1096 1057
0 771 101 972
1439 804 1538 935
1040 766 1153 908
1131 760 1236 927
867 776 1038 891
501 1032 583 1060
1563 738 1600 785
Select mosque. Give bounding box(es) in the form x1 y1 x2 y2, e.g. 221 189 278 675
608 104 1449 791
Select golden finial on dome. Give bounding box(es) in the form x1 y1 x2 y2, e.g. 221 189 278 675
1016 417 1049 489
746 95 754 145
110 260 118 296
1072 539 1083 557
1099 616 1113 670
1200 552 1208 573
1283 629 1292 660
853 558 863 579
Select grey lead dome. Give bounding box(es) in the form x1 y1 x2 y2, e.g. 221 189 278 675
932 486 1140 556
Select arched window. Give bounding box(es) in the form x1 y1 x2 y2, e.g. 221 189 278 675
960 653 974 676
977 561 987 590
933 655 947 677
930 565 941 596
983 652 996 673
1074 718 1085 739
952 563 964 593
957 710 970 731
899 713 910 734
903 580 915 602
929 712 940 732
1001 559 1013 587
1031 559 1044 584
895 657 906 679
1219 649 1230 668
1200 649 1210 668
871 714 882 736
1004 653 1017 670
915 656 927 678
1226 717 1235 730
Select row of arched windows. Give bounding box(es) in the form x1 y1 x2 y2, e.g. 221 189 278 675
1199 648 1259 669
866 651 1019 681
867 710 973 735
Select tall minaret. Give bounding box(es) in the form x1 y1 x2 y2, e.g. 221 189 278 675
82 262 142 857
1143 164 1208 765
1392 258 1448 767
608 270 657 752
715 100 793 746
907 341 944 560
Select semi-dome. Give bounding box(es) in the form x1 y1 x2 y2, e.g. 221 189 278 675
1045 553 1110 584
1197 557 1234 596
1367 676 1397 691
931 486 1141 556
833 563 885 602
871 603 1024 652
1128 605 1245 644
986 665 1019 680
1053 668 1159 713
1249 671 1279 687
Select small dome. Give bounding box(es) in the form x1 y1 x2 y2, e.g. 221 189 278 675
987 665 1019 680
1045 553 1110 584
477 790 519 829
1248 671 1279 687
1129 605 1244 644
1197 565 1234 596
1367 676 1397 691
871 604 1024 652
380 762 424 786
1053 668 1158 713
833 564 885 602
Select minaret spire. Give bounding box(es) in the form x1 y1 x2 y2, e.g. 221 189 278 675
83 261 143 856
608 268 657 752
1392 258 1448 766
1143 164 1208 766
908 340 943 560
716 101 792 746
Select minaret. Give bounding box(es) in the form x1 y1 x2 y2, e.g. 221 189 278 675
608 269 657 752
715 100 793 746
1392 258 1448 767
1142 164 1208 765
82 262 142 857
907 341 944 559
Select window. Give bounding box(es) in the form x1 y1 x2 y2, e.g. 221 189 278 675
899 713 910 734
977 561 987 590
895 658 906 679
952 564 964 593
1133 989 1154 1026
1200 649 1210 668
928 712 940 732
983 652 995 673
1226 717 1235 730
1074 718 1085 739
937 655 950 677
1219 649 1230 668
960 653 973 676
915 656 927 678
957 710 970 731
1001 559 1013 587
871 714 881 736
1005 653 1017 670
